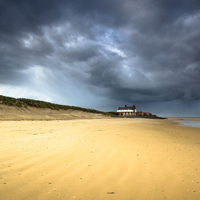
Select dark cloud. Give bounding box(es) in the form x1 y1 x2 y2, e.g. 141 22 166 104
0 0 200 116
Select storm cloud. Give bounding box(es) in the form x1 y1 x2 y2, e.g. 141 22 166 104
0 0 200 116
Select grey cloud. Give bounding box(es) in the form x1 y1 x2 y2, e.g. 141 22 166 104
0 0 200 115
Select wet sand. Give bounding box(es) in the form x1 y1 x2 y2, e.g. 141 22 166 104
1 118 200 200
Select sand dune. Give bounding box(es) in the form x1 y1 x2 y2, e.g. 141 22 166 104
1 118 200 200
0 104 109 120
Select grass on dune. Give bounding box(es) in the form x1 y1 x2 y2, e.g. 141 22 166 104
0 95 113 116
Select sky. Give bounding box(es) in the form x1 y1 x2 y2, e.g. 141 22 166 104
0 0 200 117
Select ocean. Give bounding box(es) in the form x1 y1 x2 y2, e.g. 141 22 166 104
177 120 200 128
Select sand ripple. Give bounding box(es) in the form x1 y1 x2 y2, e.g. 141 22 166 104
1 119 200 199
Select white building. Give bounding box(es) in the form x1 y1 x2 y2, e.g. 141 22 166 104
117 105 137 116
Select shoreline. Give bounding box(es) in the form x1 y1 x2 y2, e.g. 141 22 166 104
176 120 200 128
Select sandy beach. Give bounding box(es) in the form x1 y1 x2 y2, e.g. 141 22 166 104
1 117 200 200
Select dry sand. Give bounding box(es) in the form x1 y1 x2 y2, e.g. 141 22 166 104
1 117 200 199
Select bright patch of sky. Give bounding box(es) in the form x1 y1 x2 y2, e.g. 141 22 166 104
23 65 46 82
183 11 200 26
0 85 52 102
21 33 40 49
104 44 126 57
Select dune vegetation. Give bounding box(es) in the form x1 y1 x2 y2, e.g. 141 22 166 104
0 95 110 115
